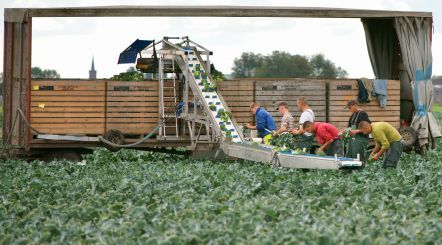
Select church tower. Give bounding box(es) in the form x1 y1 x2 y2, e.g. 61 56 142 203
89 57 97 80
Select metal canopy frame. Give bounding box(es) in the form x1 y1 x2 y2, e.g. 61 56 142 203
2 5 433 150
5 6 432 21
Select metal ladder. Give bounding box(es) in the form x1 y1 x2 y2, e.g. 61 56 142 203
159 53 179 139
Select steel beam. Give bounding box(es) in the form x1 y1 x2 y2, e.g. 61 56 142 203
3 6 431 19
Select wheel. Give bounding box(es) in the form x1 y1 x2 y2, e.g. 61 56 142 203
43 150 83 162
399 127 417 148
103 129 125 152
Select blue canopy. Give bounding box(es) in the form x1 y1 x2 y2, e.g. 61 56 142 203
118 39 153 64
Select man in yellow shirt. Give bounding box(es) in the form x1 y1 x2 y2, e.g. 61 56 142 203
358 121 403 168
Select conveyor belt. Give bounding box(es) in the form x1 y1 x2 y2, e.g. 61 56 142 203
176 47 362 170
225 143 362 169
176 50 243 143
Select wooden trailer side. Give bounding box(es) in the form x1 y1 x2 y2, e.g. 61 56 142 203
218 80 255 124
219 78 400 131
29 78 401 140
30 80 163 136
254 79 327 124
328 79 401 129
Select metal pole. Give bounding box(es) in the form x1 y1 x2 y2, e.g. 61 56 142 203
158 43 164 138
18 22 24 146
184 53 189 116
193 91 197 144
25 17 32 151
2 22 7 141
206 53 210 77
8 23 14 144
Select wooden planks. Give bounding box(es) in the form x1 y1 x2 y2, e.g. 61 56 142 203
31 80 105 135
219 79 328 126
29 78 401 137
219 80 254 124
105 81 159 134
328 79 401 130
220 78 401 131
254 79 327 126
30 80 161 135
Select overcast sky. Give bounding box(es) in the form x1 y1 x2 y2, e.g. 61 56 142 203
1 0 441 79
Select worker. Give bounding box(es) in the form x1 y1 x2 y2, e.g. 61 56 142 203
272 102 295 137
245 102 276 145
358 121 403 168
290 97 315 149
290 97 315 135
343 100 371 162
303 121 343 156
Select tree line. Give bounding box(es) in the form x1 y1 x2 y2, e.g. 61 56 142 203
232 52 348 79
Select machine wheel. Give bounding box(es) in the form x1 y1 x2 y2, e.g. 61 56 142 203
43 150 83 162
400 127 417 148
103 129 125 152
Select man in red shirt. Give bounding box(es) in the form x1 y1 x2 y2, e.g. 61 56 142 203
303 121 343 156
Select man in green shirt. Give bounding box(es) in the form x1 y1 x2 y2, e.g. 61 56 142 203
358 121 403 168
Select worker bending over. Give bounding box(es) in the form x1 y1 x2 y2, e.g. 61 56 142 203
245 102 276 145
272 102 295 136
358 121 403 168
344 100 371 161
303 121 343 156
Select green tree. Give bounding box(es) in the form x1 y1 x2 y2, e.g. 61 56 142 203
31 67 60 79
210 64 226 82
231 51 347 79
232 52 264 78
432 75 442 86
255 51 312 78
110 66 144 81
310 54 348 79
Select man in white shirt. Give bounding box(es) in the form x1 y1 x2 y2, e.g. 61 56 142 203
290 97 316 150
291 97 315 135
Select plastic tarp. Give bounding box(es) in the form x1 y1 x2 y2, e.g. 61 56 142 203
362 19 399 79
394 17 441 146
118 39 153 64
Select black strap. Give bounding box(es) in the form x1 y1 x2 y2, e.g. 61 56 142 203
306 109 315 122
351 110 361 127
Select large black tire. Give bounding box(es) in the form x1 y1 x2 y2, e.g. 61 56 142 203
43 150 83 162
400 127 417 148
103 129 125 152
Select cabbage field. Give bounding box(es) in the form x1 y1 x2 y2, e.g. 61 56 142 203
1 129 442 244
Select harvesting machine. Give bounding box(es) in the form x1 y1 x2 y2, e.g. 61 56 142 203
110 36 363 170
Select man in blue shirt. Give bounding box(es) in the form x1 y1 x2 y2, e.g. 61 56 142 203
245 102 276 144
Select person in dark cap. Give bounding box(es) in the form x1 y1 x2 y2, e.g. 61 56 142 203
272 102 295 137
343 100 371 162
